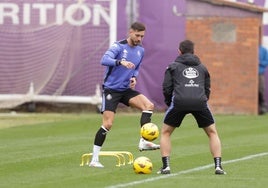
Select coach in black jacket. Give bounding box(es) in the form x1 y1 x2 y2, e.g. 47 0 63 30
157 40 226 175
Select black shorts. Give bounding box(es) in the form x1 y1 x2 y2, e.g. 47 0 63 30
101 88 140 113
163 105 215 128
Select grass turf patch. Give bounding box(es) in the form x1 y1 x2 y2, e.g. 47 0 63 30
0 113 267 188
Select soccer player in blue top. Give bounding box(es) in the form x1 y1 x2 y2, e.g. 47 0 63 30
89 22 160 168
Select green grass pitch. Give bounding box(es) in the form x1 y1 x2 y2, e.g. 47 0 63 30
0 112 267 188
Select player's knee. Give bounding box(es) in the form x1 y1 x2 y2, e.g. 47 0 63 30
103 122 113 130
162 126 170 134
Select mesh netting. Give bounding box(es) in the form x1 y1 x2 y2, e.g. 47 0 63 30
0 0 111 108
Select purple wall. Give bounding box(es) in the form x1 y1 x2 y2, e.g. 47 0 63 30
136 0 186 110
0 0 110 97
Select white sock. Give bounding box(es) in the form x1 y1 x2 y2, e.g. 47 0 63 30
91 145 101 162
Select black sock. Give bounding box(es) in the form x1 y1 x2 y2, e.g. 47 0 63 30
162 156 170 168
94 126 109 146
140 110 153 126
214 157 222 168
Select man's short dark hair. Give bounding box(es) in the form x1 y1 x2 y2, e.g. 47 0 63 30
179 40 194 54
131 22 146 32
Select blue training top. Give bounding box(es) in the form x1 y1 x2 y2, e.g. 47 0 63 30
101 39 144 91
259 45 268 75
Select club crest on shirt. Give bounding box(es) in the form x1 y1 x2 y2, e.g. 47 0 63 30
182 67 199 79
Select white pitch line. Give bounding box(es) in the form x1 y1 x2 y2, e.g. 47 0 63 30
106 152 268 188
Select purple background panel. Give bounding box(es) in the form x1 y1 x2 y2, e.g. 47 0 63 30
136 0 186 110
